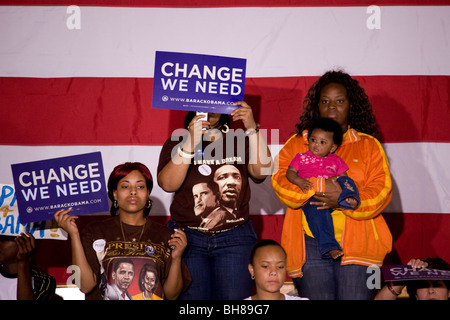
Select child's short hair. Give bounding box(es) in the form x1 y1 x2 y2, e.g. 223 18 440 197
307 118 343 147
249 239 286 265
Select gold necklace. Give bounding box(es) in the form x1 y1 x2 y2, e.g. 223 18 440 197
120 219 146 243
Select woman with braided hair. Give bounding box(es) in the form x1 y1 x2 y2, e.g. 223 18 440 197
272 70 393 300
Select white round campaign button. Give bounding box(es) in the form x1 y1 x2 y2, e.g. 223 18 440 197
93 239 106 253
198 164 212 176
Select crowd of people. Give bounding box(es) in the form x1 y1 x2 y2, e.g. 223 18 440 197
1 70 448 301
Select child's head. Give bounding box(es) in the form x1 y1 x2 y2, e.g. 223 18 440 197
307 118 343 157
407 257 450 300
248 239 287 295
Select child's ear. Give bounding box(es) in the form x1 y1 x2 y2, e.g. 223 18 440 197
331 144 338 153
248 264 254 279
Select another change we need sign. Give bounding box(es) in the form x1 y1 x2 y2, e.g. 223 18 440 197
11 152 109 223
152 51 246 114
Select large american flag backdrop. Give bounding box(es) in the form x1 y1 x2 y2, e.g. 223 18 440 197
1 0 449 283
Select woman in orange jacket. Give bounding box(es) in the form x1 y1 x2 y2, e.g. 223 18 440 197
271 70 392 300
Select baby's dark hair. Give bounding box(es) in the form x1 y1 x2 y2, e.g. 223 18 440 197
307 118 343 148
249 239 286 265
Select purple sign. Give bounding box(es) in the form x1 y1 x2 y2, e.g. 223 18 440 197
11 152 109 223
382 265 450 282
152 51 246 114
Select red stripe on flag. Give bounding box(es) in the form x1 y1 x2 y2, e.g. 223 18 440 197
1 76 449 145
383 212 450 265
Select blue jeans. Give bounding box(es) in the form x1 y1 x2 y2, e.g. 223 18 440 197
302 199 341 258
167 219 257 300
292 235 373 300
302 176 360 258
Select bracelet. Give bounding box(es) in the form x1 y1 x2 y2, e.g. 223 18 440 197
387 283 401 296
245 123 260 136
177 146 195 159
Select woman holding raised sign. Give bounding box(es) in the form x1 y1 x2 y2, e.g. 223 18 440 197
375 257 450 300
54 162 191 300
157 101 272 300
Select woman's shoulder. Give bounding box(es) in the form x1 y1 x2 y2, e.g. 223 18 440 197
352 130 386 154
285 132 306 145
349 128 380 143
280 133 308 155
344 128 384 151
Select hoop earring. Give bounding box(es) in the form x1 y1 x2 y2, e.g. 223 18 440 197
221 124 229 134
146 199 152 209
114 200 118 208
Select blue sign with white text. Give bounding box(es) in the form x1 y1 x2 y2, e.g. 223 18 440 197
11 152 109 223
152 51 246 114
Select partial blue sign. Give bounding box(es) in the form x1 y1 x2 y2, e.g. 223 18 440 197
152 51 246 114
11 152 109 223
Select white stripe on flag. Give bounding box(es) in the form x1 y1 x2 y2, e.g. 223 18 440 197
1 6 449 78
1 143 449 215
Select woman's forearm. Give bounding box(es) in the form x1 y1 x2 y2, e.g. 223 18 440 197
162 257 183 300
16 260 34 300
247 131 273 179
70 232 97 294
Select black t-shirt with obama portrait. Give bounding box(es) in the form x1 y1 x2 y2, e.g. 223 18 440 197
158 129 264 233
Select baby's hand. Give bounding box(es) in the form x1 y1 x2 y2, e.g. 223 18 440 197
345 197 358 209
298 178 313 193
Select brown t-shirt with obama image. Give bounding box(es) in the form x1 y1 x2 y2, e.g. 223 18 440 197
158 130 264 234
